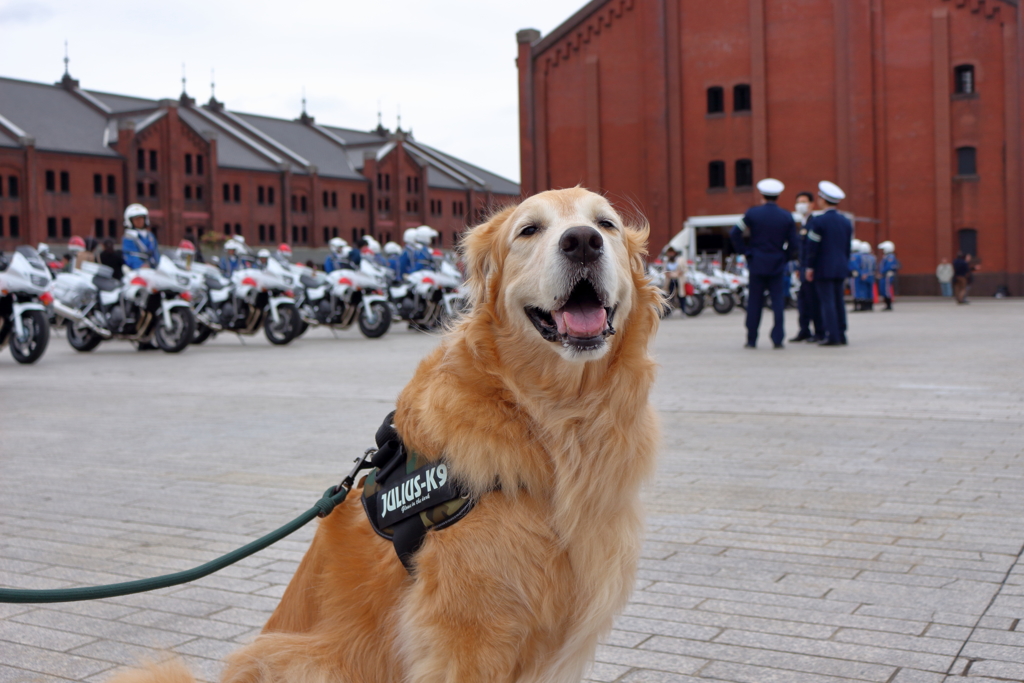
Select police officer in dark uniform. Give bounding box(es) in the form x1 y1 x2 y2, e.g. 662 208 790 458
790 191 824 342
805 181 853 346
729 178 797 349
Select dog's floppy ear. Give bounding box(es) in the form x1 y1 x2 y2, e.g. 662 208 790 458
460 205 516 305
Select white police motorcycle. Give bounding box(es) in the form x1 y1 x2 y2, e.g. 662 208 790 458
208 251 301 345
297 257 392 339
51 256 196 353
0 245 53 363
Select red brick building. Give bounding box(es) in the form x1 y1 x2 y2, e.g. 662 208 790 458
517 0 1023 294
0 71 518 257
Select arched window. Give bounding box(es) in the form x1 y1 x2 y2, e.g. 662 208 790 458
708 161 726 188
733 84 751 112
707 87 724 114
735 159 753 187
956 147 977 176
954 65 974 95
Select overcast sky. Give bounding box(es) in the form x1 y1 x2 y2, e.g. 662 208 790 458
0 0 587 185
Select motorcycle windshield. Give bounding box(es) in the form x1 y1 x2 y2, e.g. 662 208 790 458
15 246 49 274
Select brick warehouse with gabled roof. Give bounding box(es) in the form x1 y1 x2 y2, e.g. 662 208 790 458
0 69 519 255
517 0 1024 296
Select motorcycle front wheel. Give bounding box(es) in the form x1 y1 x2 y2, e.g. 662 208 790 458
66 319 103 352
682 294 704 317
155 307 196 353
10 310 49 364
264 304 299 345
358 301 392 338
713 292 736 314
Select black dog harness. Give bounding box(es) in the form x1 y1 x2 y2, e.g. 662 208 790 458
361 412 474 571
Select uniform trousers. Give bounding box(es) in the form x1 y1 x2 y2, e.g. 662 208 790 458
815 278 847 344
746 272 787 346
797 276 823 339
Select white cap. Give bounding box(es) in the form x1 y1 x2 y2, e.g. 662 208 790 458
859 241 873 254
756 178 785 197
818 180 846 203
878 241 895 253
384 241 402 255
257 248 270 258
224 239 241 252
415 225 438 244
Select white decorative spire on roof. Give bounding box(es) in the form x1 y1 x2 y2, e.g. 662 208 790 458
63 40 69 76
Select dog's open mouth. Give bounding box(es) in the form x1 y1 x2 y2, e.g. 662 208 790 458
526 278 616 351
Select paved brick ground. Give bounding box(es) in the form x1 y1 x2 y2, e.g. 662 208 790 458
1 299 1022 682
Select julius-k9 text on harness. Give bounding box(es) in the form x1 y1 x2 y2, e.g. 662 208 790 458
361 412 474 572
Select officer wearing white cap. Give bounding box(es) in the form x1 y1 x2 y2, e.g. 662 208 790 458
877 241 900 310
805 181 853 345
729 178 798 348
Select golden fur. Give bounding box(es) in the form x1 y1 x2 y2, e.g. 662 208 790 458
108 188 661 683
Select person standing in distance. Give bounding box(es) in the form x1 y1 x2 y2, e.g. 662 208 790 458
729 178 797 349
805 181 853 345
791 191 823 342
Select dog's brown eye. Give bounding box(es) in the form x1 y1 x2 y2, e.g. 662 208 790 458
520 225 540 237
597 219 616 230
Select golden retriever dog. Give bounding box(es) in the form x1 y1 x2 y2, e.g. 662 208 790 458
110 187 661 683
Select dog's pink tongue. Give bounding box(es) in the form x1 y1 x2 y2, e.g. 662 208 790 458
553 303 606 338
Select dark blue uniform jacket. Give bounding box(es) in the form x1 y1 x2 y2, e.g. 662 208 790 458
805 209 853 280
729 203 797 276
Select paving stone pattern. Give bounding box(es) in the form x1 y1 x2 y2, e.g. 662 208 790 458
1 300 1022 682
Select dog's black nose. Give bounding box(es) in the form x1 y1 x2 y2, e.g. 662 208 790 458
559 226 604 265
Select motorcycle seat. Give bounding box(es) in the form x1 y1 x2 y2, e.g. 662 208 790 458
205 275 226 290
300 274 321 288
93 275 122 291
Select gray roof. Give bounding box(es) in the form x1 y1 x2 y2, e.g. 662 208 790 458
87 91 158 113
232 113 363 180
0 77 119 156
177 108 281 173
0 75 518 195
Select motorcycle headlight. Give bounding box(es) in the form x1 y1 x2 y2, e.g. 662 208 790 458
176 275 190 287
30 274 49 287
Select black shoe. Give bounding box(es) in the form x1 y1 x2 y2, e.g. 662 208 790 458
744 343 756 349
789 334 811 342
773 343 784 349
818 340 843 346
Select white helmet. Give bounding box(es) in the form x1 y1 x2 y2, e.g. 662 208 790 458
415 225 438 245
123 203 149 229
384 241 402 255
363 236 381 254
224 239 241 253
859 241 873 254
257 248 271 258
403 228 419 245
328 237 347 255
879 241 895 254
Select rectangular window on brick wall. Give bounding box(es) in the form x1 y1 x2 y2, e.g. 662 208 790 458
359 194 365 210
107 175 116 195
61 217 71 238
269 224 275 242
268 187 275 205
258 186 265 205
292 225 298 243
185 185 193 200
0 215 4 237
149 150 158 171
260 224 266 242
45 170 55 192
323 226 329 243
95 218 103 237
108 219 117 238
235 224 242 236
197 155 204 175
223 184 230 202
733 84 751 112
300 196 307 213
196 186 203 201
149 183 158 197
323 191 329 208
708 161 726 189
60 171 70 193
956 147 977 176
331 191 337 208
47 216 56 237
9 215 18 237
137 149 145 171
233 184 241 203
185 154 193 175
137 182 145 197
224 223 231 235
301 226 307 243
8 176 17 197
735 159 753 187
94 174 103 194
707 87 724 114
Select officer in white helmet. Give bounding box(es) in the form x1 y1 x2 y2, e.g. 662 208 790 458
121 204 160 269
399 227 434 277
221 239 244 277
383 241 403 278
876 240 900 310
804 181 853 345
852 240 876 312
729 178 797 349
325 237 358 273
256 248 271 270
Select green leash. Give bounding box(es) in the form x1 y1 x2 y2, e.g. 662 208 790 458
0 454 370 605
